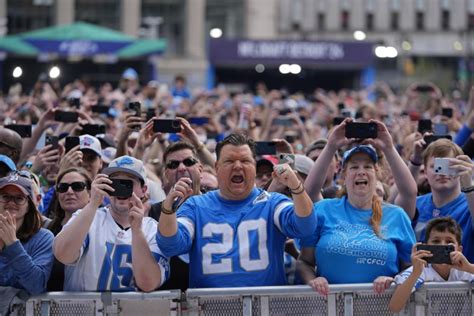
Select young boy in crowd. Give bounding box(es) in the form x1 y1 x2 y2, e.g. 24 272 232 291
389 217 474 313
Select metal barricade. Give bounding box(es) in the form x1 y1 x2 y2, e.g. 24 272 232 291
12 290 181 316
9 282 473 315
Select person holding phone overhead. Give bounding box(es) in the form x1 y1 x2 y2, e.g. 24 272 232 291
298 118 417 295
389 217 474 313
53 156 170 292
409 138 474 262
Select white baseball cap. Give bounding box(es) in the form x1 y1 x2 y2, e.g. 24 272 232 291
103 155 147 182
79 134 102 157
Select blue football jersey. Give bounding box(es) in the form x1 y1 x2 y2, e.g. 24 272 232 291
156 188 316 288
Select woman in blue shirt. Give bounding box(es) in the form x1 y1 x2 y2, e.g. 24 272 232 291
0 172 54 295
298 119 416 296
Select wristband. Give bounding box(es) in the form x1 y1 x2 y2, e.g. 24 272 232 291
289 182 305 195
409 157 422 166
461 186 474 194
161 203 177 215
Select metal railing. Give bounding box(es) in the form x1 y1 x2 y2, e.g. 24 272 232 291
10 282 473 316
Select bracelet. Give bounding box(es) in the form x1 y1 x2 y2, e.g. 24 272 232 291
289 182 305 195
161 203 177 215
461 186 474 194
409 157 422 166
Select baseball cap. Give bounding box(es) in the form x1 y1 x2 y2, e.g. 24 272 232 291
102 147 117 164
0 155 16 172
122 68 138 80
294 154 314 176
103 155 147 182
0 173 33 199
305 138 327 156
257 155 278 169
342 145 378 166
79 135 102 157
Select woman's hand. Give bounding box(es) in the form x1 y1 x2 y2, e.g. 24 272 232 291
0 211 18 247
308 277 330 296
373 276 394 294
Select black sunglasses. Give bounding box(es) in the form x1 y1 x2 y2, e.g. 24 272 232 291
165 158 198 170
57 182 89 193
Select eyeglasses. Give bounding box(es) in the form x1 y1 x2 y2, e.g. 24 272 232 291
57 182 88 193
0 194 27 205
165 158 198 170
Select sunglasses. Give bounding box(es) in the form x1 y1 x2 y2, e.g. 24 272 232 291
57 182 89 193
165 158 198 170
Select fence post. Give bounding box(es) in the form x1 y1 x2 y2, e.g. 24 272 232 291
414 289 427 316
327 293 337 315
343 293 353 316
39 300 50 316
242 296 252 316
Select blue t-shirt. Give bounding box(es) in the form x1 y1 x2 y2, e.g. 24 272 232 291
0 228 54 295
156 188 317 288
300 196 415 284
415 193 474 262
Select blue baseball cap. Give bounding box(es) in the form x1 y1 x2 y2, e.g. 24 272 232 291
0 155 16 171
342 145 378 166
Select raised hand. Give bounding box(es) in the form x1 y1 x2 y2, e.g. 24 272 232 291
128 193 145 231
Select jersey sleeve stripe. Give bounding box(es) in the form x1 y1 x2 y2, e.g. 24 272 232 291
273 201 294 232
178 217 195 240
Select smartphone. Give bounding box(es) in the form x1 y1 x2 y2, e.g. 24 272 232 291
128 101 141 117
284 134 296 143
5 124 32 138
442 108 453 118
65 136 80 153
433 123 449 135
146 109 156 122
279 153 295 169
91 105 110 114
434 157 458 176
345 122 377 139
418 119 432 134
69 98 80 109
255 141 277 155
153 119 182 133
108 179 133 198
415 84 434 93
416 244 454 264
333 116 345 126
337 102 345 111
80 124 106 136
54 111 79 123
45 134 59 149
424 134 452 147
189 117 209 126
274 116 292 126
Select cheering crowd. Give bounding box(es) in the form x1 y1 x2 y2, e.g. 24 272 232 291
1 70 474 313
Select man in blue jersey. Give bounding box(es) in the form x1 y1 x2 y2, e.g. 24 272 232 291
410 138 474 262
156 133 316 288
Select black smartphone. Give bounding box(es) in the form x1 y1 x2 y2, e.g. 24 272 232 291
255 141 277 155
333 116 345 126
5 124 32 138
128 101 141 117
285 134 296 143
91 105 110 114
108 179 133 198
65 136 80 153
80 124 106 136
274 116 292 126
416 244 454 264
146 109 156 122
189 117 209 126
415 84 434 93
69 98 80 109
418 119 432 134
153 119 182 133
345 122 378 139
423 134 452 147
45 134 59 149
55 110 79 123
442 108 453 118
337 102 345 111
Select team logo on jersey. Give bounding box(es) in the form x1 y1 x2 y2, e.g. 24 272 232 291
253 191 270 204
